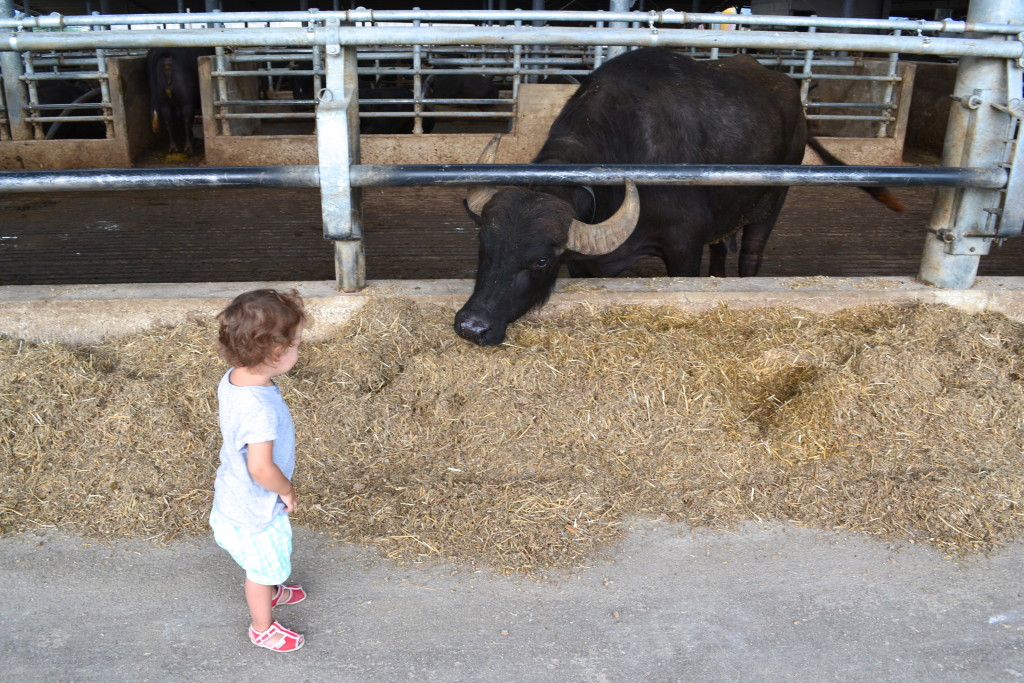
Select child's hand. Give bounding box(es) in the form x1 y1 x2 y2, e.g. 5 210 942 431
247 441 298 513
280 488 298 513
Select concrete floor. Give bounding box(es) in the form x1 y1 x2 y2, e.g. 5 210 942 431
4 521 1022 681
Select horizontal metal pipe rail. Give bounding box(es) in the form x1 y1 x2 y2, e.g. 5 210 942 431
0 13 963 140
3 25 1022 60
209 45 903 131
0 164 1006 193
1 9 1019 37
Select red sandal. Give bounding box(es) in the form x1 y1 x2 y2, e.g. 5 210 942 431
271 584 306 607
249 621 304 652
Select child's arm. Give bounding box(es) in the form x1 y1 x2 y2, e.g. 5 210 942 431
247 441 298 512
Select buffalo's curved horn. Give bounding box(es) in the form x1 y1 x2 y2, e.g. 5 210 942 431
565 179 640 255
466 185 498 216
466 135 502 216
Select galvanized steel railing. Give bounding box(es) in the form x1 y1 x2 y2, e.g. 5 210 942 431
1 7 1018 140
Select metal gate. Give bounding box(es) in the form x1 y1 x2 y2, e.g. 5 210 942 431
1 1 1021 292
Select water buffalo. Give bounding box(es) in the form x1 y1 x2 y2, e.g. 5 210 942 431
454 47 902 346
147 47 213 156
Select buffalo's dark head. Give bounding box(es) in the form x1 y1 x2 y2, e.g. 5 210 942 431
455 172 640 346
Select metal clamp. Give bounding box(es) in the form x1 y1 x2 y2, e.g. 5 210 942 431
951 91 985 109
647 11 659 45
325 16 341 57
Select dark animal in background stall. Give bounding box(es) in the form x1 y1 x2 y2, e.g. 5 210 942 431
35 80 105 139
289 61 318 104
146 47 214 156
537 74 582 85
423 73 500 101
454 47 904 346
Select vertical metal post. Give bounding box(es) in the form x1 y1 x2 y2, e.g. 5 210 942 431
606 0 633 61
919 0 1024 290
91 14 114 140
214 48 230 136
412 12 426 134
209 2 230 137
0 0 30 140
311 45 323 97
798 24 815 105
878 31 900 139
531 0 545 26
512 20 524 89
317 19 364 292
21 49 40 139
799 25 815 105
531 0 546 85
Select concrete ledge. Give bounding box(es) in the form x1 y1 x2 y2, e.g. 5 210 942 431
3 276 1024 344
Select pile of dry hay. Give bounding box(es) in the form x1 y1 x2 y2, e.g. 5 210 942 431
2 298 1023 574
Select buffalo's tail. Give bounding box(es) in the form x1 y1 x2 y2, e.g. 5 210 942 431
161 59 175 99
806 136 905 212
149 50 176 134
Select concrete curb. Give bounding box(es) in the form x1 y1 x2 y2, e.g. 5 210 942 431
3 276 1024 343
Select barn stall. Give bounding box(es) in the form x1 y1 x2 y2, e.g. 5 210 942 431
2 2 1024 572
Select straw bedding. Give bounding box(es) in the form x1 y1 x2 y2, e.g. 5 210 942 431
2 299 1023 573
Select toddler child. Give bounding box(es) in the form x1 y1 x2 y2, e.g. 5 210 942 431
210 288 308 653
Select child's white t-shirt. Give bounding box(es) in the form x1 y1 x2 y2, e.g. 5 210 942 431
212 369 296 532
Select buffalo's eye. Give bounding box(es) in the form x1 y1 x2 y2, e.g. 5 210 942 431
531 257 550 270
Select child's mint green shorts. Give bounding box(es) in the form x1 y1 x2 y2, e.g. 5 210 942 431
209 507 292 586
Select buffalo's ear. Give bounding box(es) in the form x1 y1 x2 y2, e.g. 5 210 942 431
463 198 486 227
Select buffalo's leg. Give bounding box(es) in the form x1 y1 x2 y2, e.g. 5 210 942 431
738 192 787 277
156 102 178 154
662 233 705 277
708 234 738 277
181 104 200 155
708 241 728 277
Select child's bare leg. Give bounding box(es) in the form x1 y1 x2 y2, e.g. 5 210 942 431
244 579 304 651
245 579 275 632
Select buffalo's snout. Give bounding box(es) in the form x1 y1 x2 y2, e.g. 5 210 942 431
454 310 505 346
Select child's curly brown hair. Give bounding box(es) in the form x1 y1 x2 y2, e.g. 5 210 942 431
216 288 308 368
